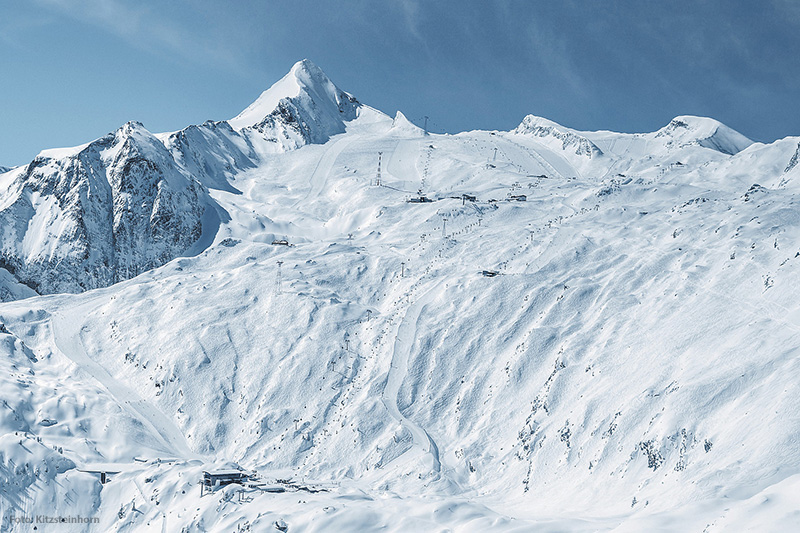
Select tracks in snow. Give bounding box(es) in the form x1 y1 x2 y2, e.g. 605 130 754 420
380 283 442 475
500 135 571 180
295 133 359 208
49 300 197 460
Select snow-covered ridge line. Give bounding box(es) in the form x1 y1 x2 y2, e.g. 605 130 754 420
515 114 754 159
514 115 603 158
654 115 753 155
229 58 362 148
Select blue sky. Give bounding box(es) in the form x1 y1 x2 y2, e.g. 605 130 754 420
1 0 799 166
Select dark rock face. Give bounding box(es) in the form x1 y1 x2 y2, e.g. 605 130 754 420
0 122 211 295
251 90 359 147
785 142 800 173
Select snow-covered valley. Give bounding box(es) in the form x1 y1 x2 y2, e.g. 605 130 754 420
2 60 800 531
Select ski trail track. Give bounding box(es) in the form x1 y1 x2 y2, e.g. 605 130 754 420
381 283 442 475
295 132 358 208
49 298 198 460
499 134 575 180
386 139 421 187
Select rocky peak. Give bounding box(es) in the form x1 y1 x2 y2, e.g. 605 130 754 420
0 122 214 295
229 59 360 148
515 115 603 158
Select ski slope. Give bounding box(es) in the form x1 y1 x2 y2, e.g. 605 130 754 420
50 304 197 460
381 283 443 476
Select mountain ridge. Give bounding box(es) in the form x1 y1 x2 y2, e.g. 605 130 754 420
0 58 785 298
0 60 369 296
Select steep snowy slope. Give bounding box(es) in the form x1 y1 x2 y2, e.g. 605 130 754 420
1 62 800 531
0 268 36 302
160 120 258 194
514 115 603 161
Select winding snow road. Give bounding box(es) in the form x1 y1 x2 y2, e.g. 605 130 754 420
50 302 197 459
381 284 442 475
296 133 359 207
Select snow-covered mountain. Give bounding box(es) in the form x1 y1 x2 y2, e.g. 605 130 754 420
229 58 361 147
2 60 800 531
0 122 212 294
0 59 368 296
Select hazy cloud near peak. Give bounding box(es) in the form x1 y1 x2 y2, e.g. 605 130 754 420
33 0 247 74
770 0 800 24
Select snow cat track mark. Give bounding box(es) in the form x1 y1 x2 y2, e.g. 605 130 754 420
49 301 198 460
381 284 443 475
294 133 359 208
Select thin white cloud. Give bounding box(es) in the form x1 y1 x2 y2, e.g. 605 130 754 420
396 0 424 42
32 0 246 73
771 0 800 25
520 13 590 101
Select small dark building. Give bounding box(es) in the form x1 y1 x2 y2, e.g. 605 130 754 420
481 270 499 277
201 470 251 495
509 194 527 202
78 467 120 484
407 196 432 203
271 239 290 246
462 194 477 202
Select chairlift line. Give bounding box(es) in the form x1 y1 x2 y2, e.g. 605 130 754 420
276 261 283 295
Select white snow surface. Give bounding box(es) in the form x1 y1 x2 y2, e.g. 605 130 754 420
2 62 800 531
0 268 36 302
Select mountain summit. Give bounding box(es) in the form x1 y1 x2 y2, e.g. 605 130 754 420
229 59 361 147
0 121 210 294
654 115 753 155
